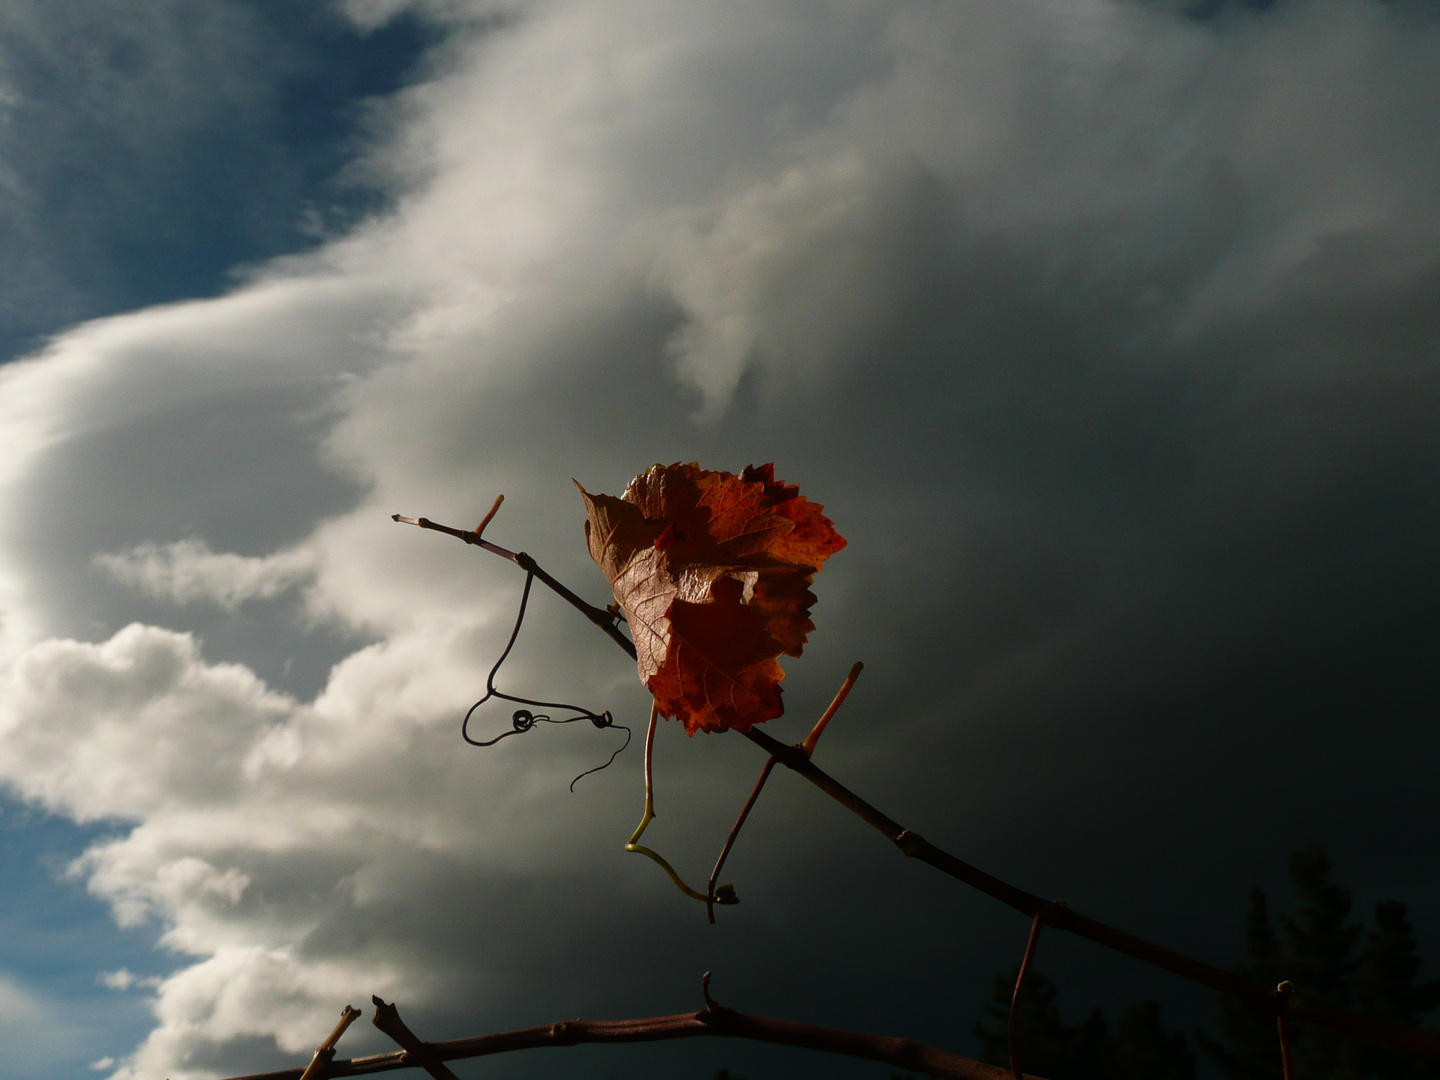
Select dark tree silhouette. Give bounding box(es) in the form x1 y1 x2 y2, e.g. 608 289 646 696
1197 847 1440 1080
1198 887 1289 1080
973 969 1194 1080
976 848 1440 1080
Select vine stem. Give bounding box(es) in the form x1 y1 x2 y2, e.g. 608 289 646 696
1276 982 1297 1080
394 512 1440 1063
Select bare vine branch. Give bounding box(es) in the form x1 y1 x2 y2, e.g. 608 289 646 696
1008 913 1047 1080
394 512 1440 1062
222 991 1042 1080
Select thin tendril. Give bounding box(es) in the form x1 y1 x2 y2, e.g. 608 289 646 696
569 725 631 792
463 571 628 788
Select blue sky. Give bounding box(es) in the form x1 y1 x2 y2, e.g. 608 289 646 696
0 4 437 362
2 2 1440 1079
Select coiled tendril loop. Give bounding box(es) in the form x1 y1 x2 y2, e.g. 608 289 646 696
462 572 630 790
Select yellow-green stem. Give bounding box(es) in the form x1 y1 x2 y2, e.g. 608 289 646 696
626 699 709 903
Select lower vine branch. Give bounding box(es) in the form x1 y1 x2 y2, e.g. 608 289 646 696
222 1000 1043 1080
395 513 1440 1063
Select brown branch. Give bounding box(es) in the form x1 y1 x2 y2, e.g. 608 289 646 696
370 997 461 1080
395 515 1440 1063
222 1001 1042 1080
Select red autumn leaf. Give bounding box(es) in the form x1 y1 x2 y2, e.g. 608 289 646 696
578 462 846 735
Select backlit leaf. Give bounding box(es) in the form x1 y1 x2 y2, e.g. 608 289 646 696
578 463 845 734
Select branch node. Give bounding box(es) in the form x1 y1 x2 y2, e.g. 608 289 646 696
772 743 809 770
895 829 927 857
699 971 737 1025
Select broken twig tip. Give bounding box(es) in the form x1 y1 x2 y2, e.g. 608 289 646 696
800 661 864 757
297 1004 363 1080
475 494 504 537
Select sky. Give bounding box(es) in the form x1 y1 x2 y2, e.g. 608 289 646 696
0 0 1439 1078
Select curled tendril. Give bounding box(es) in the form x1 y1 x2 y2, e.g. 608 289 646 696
463 571 630 789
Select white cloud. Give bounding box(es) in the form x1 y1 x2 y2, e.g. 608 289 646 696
2 1 1440 1078
98 969 162 992
94 540 315 610
0 625 295 824
112 947 403 1080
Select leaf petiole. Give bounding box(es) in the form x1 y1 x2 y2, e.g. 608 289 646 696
626 700 721 904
